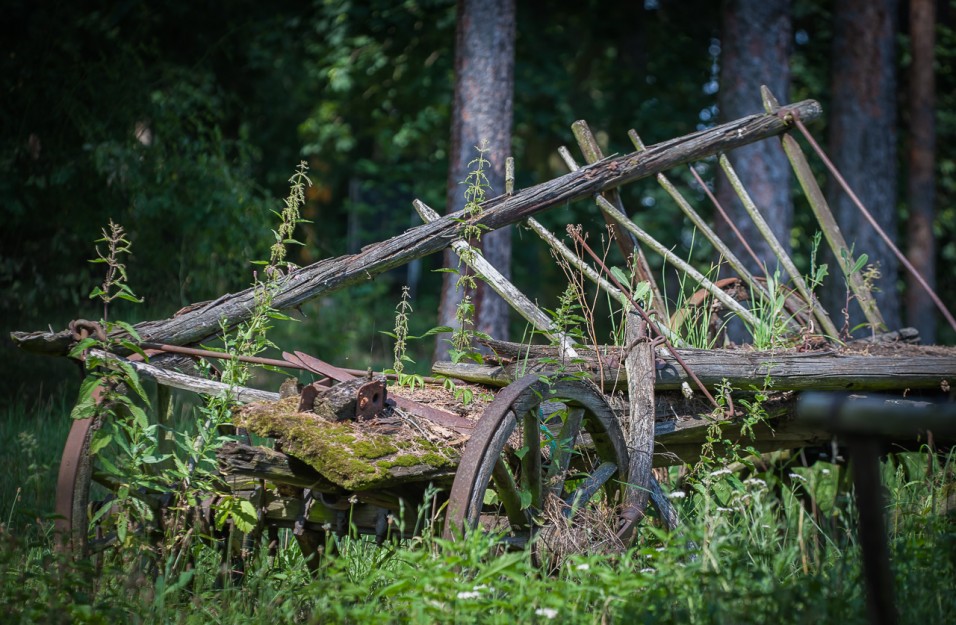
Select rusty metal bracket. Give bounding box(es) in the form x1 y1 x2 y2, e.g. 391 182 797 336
355 379 387 420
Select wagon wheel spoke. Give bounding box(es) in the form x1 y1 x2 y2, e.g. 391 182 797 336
492 457 530 531
545 408 584 500
519 409 543 512
562 461 618 519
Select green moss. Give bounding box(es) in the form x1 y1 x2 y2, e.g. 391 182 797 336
381 454 427 469
420 452 450 467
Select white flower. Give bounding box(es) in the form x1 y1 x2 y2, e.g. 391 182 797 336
575 563 590 571
457 591 481 600
821 469 831 475
788 473 807 482
640 567 656 574
717 506 734 512
709 468 732 478
535 608 559 619
744 478 767 489
667 490 686 499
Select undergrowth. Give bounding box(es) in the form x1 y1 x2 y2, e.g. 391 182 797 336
2 437 953 624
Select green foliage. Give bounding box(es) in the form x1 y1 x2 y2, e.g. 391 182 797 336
87 220 143 321
2 437 954 624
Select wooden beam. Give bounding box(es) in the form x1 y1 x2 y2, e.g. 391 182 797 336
433 345 956 392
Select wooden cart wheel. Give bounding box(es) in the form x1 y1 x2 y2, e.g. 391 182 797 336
444 374 632 559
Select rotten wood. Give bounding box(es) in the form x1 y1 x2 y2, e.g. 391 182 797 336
762 86 885 332
414 199 578 359
12 100 824 357
218 441 342 491
718 153 841 340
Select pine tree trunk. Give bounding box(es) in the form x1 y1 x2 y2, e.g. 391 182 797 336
823 0 900 336
716 0 793 276
906 0 937 343
435 0 516 361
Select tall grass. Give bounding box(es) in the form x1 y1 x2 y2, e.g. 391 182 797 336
0 390 72 534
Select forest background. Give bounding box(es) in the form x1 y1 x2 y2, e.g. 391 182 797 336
2 0 955 403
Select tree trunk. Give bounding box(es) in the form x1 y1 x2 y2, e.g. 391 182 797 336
716 0 793 276
823 0 900 336
435 0 516 361
906 0 937 343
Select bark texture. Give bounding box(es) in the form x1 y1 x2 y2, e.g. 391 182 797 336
824 0 900 335
436 0 516 360
716 0 793 274
906 0 937 343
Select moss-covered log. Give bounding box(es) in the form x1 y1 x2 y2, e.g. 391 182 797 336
235 397 459 491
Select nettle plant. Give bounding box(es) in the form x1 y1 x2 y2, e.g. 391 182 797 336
70 221 158 548
71 164 313 553
448 141 492 364
191 162 312 536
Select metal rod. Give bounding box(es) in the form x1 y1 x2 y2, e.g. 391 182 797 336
761 85 886 331
792 115 956 333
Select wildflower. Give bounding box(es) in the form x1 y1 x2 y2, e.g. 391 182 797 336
667 490 686 499
348 494 359 505
457 591 481 600
788 473 807 482
821 469 831 475
535 608 559 619
743 478 767 489
717 506 734 512
575 563 590 571
640 568 656 574
709 468 732 478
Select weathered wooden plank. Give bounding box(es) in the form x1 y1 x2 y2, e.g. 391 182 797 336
433 346 956 392
12 100 823 357
91 349 280 403
622 314 655 528
218 441 342 490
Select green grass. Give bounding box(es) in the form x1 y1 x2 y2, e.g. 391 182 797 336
0 390 73 532
1 391 954 624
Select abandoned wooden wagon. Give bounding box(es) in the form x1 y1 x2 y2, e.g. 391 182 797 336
11 92 956 571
